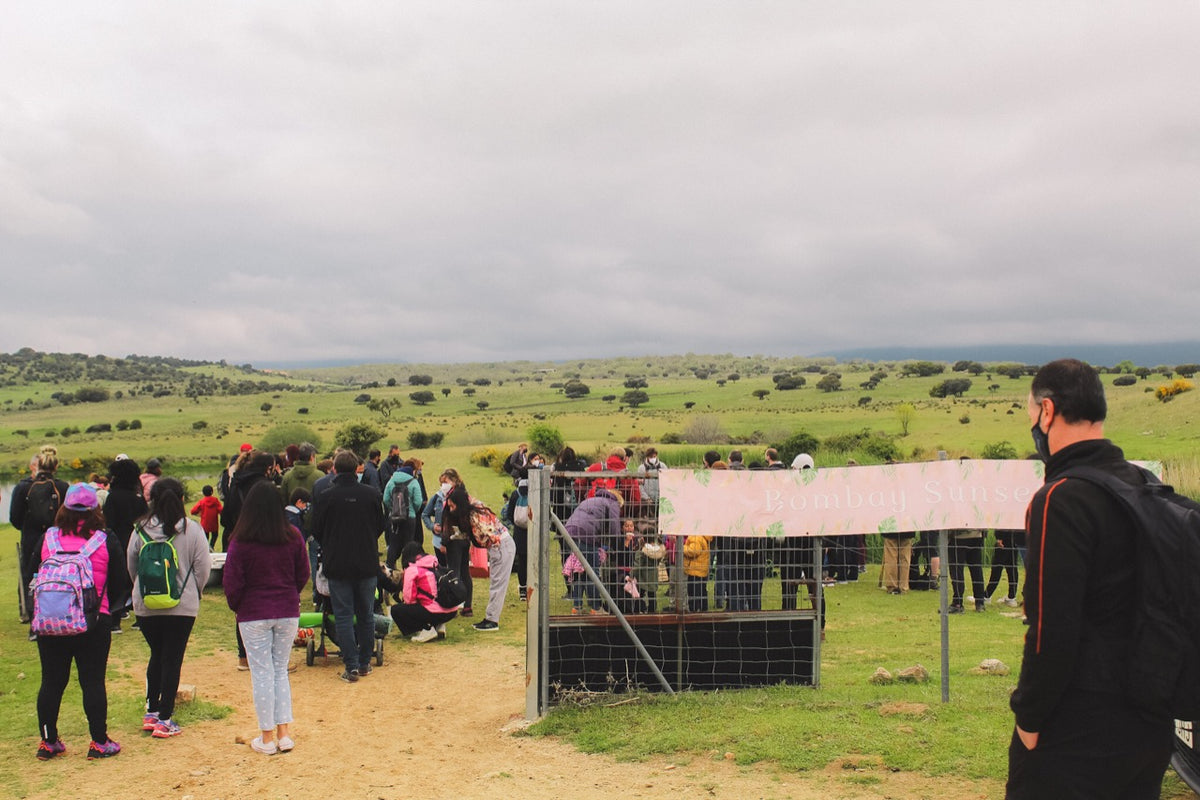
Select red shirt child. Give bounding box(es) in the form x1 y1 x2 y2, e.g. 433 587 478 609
190 486 223 548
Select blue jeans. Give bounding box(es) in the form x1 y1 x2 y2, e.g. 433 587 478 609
327 576 377 672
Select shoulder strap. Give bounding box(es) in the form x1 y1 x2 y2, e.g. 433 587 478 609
81 530 108 558
44 528 62 554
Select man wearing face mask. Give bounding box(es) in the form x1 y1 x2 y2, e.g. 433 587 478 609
1007 359 1173 800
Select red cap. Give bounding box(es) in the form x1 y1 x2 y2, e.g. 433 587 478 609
240 443 253 452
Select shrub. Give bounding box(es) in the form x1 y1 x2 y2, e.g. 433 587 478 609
297 407 309 414
469 446 506 473
75 387 110 403
333 421 384 458
260 423 324 455
681 414 726 444
660 432 683 444
981 441 1018 459
129 420 142 429
354 393 371 404
1155 379 1194 402
407 431 445 449
528 424 565 458
408 374 433 385
1112 375 1137 387
774 431 819 465
192 420 208 430
85 423 112 433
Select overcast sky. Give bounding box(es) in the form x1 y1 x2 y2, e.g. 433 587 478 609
3 3 1198 366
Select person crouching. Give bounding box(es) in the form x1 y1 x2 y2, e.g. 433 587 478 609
391 542 458 643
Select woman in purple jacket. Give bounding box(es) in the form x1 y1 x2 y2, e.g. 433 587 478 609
224 481 310 755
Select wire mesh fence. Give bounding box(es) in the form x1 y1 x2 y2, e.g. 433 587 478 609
525 468 822 717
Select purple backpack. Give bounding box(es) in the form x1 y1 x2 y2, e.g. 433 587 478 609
30 529 106 636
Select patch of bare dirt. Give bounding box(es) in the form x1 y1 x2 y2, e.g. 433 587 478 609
28 631 1009 800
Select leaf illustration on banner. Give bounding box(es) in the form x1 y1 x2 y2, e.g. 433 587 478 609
1033 461 1045 480
765 521 786 540
659 497 676 516
800 469 817 486
878 517 898 534
695 470 712 487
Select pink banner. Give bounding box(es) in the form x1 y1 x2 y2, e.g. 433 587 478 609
658 460 1055 538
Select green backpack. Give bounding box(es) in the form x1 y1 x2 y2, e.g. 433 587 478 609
136 524 192 610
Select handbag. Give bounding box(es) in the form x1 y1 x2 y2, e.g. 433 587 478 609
469 545 490 578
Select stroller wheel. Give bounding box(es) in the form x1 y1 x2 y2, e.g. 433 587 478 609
305 639 315 667
374 638 384 667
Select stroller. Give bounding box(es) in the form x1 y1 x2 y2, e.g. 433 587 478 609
302 558 394 668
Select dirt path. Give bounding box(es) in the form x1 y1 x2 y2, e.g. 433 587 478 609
28 630 1010 800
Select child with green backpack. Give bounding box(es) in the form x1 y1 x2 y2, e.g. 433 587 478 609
126 478 211 739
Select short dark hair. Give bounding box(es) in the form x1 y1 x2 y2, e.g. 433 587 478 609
333 451 360 474
703 450 721 467
297 442 317 462
289 487 311 505
1031 359 1107 424
202 484 214 496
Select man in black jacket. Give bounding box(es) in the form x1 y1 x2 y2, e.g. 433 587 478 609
1007 359 1173 799
311 451 384 682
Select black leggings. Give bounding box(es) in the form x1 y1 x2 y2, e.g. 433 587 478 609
445 540 473 610
986 543 1020 600
37 620 112 743
951 536 985 604
137 615 196 721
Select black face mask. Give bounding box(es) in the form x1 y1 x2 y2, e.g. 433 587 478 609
1030 407 1051 462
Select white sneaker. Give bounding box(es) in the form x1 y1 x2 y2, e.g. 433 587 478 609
435 623 447 639
1000 597 1020 607
411 627 438 643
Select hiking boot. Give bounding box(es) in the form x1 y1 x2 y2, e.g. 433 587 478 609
357 663 373 677
472 619 499 631
948 604 965 615
411 627 438 643
142 712 160 732
87 739 121 759
975 600 986 612
36 739 65 761
339 669 358 683
151 719 182 738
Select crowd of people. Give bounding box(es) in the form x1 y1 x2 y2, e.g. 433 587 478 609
9 436 1027 763
549 445 1025 622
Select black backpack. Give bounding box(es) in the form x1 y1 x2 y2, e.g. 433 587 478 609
1062 465 1200 720
418 564 469 609
388 475 414 521
24 477 62 531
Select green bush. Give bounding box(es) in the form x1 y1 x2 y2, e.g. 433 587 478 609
407 431 445 449
527 424 565 458
260 423 324 455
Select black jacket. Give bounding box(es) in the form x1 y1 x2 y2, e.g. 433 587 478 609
311 473 384 580
1010 438 1143 733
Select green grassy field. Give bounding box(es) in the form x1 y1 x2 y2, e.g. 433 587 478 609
1 353 1198 797
4 355 1200 494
